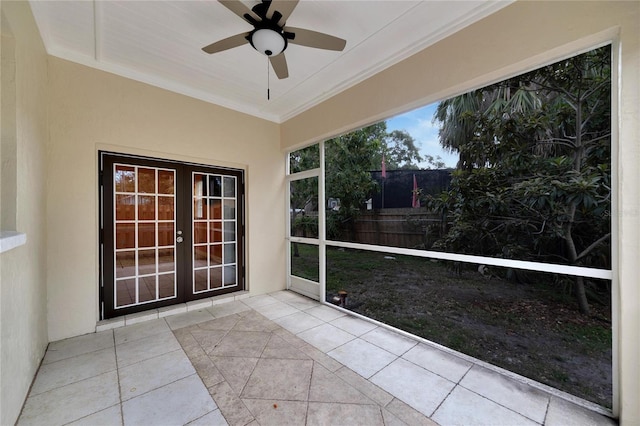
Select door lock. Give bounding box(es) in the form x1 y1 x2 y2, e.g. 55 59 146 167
176 230 183 243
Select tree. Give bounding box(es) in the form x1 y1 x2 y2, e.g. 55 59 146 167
369 124 445 170
289 120 445 241
325 123 385 239
383 129 423 169
429 46 611 315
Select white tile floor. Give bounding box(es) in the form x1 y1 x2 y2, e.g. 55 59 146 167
18 291 616 426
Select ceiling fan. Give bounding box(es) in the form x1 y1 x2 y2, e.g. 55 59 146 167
202 0 347 80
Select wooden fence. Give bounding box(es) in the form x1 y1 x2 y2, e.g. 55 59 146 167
352 208 446 249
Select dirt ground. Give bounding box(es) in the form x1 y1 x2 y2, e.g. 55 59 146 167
317 248 612 408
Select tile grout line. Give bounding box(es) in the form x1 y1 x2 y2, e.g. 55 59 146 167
61 330 124 425
399 351 471 385
113 330 125 426
305 361 317 425
177 322 234 425
187 362 221 425
324 334 398 381
122 372 201 406
541 395 552 425
428 364 472 419
377 405 386 426
359 329 418 358
455 362 548 424
456 382 546 425
42 340 115 366
117 318 206 413
221 307 261 424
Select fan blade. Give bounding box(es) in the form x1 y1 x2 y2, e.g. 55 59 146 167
218 0 259 24
285 27 346 51
267 0 299 26
202 32 250 54
269 53 289 79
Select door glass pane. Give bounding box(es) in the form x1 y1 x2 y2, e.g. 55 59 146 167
158 248 174 273
194 246 208 268
223 176 235 197
290 177 318 238
113 164 176 309
209 175 222 197
194 222 208 244
192 171 240 293
210 199 222 219
224 243 236 264
158 170 175 195
210 221 222 242
138 168 156 193
158 196 174 220
115 251 135 278
158 222 174 246
194 174 207 197
138 223 155 248
194 269 208 292
194 198 207 219
138 195 155 220
116 223 135 249
210 267 223 288
223 222 235 242
210 244 222 266
224 266 236 285
158 274 175 298
115 166 135 192
138 276 156 302
115 195 135 220
138 249 156 275
223 200 235 220
116 279 136 307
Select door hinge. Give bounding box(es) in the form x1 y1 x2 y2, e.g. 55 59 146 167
99 171 104 186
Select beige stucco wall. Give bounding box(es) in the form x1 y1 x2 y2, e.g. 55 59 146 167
2 0 638 423
281 2 640 423
0 2 49 424
46 58 284 341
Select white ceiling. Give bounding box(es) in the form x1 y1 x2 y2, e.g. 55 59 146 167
29 0 511 123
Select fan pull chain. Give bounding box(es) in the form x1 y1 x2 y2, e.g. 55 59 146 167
267 57 270 101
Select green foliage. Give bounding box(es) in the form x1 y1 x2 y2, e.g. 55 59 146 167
429 46 611 313
289 144 320 173
290 120 445 239
290 243 319 281
325 124 385 238
292 214 318 238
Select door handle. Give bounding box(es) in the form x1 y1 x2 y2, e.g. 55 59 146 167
176 230 183 243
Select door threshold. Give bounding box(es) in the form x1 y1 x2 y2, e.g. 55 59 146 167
96 291 250 332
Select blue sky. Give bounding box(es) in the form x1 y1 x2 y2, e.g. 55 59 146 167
386 103 458 169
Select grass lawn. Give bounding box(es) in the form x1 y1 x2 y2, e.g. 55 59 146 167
292 244 612 408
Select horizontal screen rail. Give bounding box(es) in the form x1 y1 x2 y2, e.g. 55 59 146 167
325 240 612 280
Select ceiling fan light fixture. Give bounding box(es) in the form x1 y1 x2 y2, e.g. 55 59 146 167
251 28 286 56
